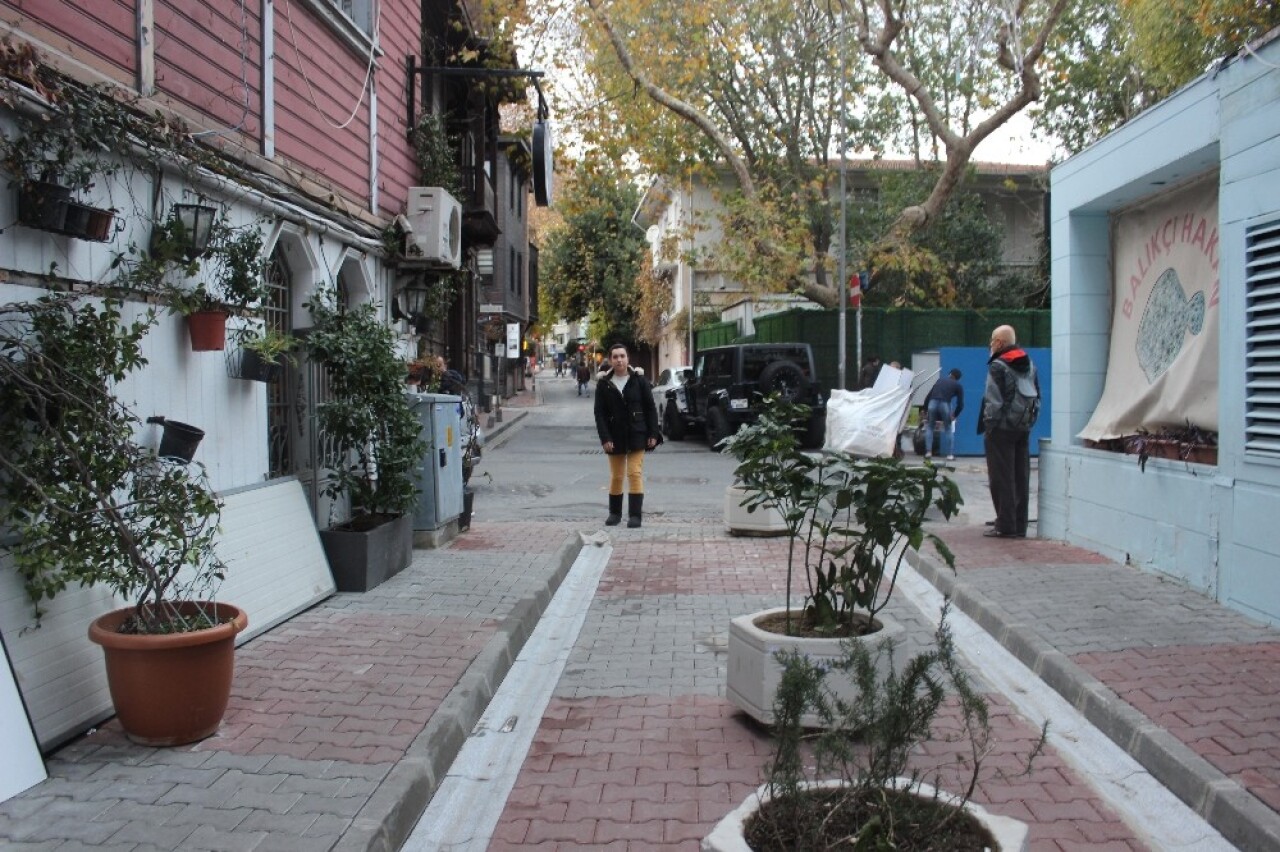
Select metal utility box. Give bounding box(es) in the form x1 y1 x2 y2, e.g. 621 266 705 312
408 392 464 542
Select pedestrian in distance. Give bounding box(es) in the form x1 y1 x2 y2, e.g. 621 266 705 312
575 362 592 396
978 325 1040 538
593 342 661 528
858 354 883 390
922 368 964 461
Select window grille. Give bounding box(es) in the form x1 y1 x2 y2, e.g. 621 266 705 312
1245 217 1280 455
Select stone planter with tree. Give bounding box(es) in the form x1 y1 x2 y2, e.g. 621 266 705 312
306 292 427 592
720 398 961 725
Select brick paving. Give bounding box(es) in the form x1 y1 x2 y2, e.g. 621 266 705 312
4 404 1279 850
0 515 579 851
917 506 1280 851
494 517 1151 852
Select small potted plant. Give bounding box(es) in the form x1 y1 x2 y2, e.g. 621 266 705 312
705 608 1042 850
0 294 244 747
305 291 427 591
720 398 962 725
229 326 295 383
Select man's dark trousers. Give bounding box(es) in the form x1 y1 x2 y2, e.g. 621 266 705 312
984 428 1030 536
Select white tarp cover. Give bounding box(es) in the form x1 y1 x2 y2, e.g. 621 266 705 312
1079 177 1220 441
826 380 914 458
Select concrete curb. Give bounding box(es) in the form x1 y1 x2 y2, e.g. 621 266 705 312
339 531 585 852
908 550 1280 852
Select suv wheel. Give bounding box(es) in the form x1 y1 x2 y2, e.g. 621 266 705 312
706 406 733 451
758 360 806 403
664 404 685 440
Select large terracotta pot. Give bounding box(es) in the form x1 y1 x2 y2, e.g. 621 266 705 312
87 602 247 746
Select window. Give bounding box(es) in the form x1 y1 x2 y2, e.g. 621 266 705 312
1245 217 1280 455
509 247 517 293
334 0 373 35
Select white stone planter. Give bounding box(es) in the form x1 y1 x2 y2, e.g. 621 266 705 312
724 484 787 536
726 606 903 727
703 778 1029 852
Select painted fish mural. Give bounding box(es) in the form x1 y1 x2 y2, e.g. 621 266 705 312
1136 267 1205 383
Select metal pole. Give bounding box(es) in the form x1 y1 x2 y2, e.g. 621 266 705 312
687 171 695 363
836 22 848 391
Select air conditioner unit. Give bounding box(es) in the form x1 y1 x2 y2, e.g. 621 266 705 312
405 187 462 268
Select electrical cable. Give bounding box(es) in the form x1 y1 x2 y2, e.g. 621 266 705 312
281 0 380 130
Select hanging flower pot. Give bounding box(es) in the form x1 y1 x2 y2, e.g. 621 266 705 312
59 201 93 238
186 310 229 351
228 347 282 383
16 178 72 231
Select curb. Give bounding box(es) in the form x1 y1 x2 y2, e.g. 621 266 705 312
338 531 585 852
908 550 1280 852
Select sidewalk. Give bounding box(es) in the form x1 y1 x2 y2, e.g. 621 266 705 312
2 430 1279 850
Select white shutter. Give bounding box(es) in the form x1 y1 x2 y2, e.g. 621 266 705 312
1245 218 1280 455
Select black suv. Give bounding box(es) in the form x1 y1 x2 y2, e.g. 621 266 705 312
664 343 825 450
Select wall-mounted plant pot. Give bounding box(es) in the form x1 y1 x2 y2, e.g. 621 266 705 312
59 201 92 238
83 206 116 242
186 310 229 351
151 417 205 463
228 347 281 383
16 180 71 232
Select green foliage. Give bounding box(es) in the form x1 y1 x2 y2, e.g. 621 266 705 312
112 212 268 316
848 169 1016 308
411 112 464 198
722 398 961 634
0 296 225 632
0 80 131 191
1034 0 1280 154
236 325 297 363
540 160 647 342
304 293 426 519
756 607 1045 846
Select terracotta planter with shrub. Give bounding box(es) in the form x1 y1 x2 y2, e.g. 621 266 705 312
88 601 247 746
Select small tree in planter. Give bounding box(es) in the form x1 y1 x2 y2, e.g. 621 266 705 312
720 398 962 724
305 292 426 591
0 294 245 746
706 608 1045 850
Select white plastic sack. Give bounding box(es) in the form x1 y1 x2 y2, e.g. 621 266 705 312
825 386 914 457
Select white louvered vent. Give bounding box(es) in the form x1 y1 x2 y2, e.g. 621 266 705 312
1245 218 1280 455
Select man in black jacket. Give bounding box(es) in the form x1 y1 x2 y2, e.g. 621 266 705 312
594 343 661 528
922 368 964 460
978 325 1040 538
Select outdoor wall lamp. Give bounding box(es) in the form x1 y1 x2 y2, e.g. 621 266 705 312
171 203 217 261
392 275 433 334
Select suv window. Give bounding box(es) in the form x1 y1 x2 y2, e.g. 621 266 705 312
741 346 812 382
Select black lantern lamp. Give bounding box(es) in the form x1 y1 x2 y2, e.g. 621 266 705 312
171 202 217 261
393 275 433 334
